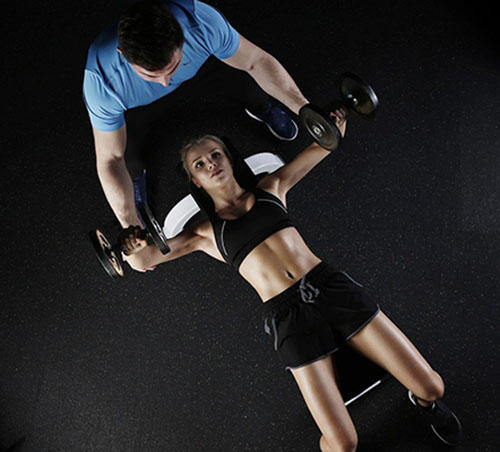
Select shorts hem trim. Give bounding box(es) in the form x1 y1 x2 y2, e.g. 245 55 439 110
344 304 381 342
285 347 340 371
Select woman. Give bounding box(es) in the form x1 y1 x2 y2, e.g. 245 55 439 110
122 110 462 451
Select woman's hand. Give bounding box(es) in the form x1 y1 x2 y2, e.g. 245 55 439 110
330 108 347 138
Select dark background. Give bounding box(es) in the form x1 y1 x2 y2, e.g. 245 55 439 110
2 0 499 451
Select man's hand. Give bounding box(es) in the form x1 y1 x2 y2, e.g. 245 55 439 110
119 226 157 272
119 226 148 255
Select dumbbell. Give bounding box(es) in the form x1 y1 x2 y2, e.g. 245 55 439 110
299 73 379 151
89 202 170 279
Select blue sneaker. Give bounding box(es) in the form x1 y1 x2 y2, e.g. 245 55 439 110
132 170 148 225
245 101 298 141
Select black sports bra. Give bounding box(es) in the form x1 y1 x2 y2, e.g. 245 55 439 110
211 188 294 269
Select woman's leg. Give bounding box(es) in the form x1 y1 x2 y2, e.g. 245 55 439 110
290 355 358 452
346 311 444 404
345 311 463 446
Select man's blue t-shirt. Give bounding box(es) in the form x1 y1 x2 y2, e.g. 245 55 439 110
83 0 240 131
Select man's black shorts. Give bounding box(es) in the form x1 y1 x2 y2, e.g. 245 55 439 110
262 262 380 370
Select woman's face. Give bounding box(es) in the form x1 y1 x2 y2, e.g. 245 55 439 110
186 139 234 189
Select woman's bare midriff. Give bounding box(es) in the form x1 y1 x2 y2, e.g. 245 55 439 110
238 227 322 302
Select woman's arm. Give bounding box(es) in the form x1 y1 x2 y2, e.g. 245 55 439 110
260 109 347 199
122 220 223 271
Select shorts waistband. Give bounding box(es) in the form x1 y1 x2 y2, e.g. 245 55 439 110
262 261 330 318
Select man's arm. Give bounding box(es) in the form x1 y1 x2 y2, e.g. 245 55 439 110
222 35 308 115
93 125 142 228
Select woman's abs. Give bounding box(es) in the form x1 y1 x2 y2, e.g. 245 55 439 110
239 227 323 301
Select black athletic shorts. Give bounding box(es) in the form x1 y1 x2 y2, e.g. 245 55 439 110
262 262 380 370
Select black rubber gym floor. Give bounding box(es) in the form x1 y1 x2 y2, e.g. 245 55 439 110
2 0 499 450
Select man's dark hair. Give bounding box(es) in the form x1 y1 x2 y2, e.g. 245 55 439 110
118 0 184 71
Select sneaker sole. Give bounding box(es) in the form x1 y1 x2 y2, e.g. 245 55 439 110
408 390 462 446
408 389 419 407
245 108 298 141
430 421 462 447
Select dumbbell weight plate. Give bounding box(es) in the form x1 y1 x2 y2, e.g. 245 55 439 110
138 203 170 254
339 73 379 119
299 104 342 151
89 229 124 278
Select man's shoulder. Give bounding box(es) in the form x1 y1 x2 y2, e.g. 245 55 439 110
168 0 205 37
86 19 120 73
170 1 231 34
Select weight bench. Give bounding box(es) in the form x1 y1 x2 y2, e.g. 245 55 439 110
162 149 389 405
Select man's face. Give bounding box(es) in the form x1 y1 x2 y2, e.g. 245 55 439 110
127 47 183 87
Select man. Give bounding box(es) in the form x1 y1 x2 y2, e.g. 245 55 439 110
83 0 309 228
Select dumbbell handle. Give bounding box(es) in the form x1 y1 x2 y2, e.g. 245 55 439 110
113 227 153 256
299 103 342 151
325 99 351 116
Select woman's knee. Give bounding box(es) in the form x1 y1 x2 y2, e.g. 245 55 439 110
320 430 358 452
416 369 445 402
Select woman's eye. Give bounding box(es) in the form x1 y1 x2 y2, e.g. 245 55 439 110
195 161 204 169
212 151 221 158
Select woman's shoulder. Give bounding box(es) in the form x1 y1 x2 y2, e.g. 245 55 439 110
256 173 279 195
191 218 217 237
187 218 227 263
256 174 286 205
